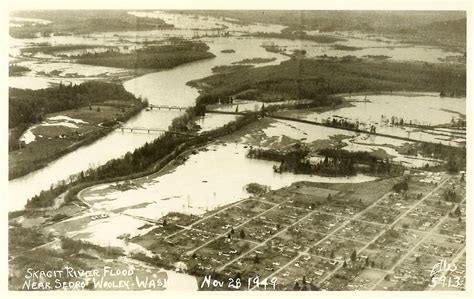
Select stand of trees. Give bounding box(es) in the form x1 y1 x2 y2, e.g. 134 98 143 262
323 117 358 130
443 188 459 202
190 58 466 108
392 180 409 193
9 81 141 129
399 142 466 173
9 81 145 152
247 145 403 177
75 40 215 70
9 64 31 76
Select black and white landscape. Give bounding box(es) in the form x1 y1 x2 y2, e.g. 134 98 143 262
7 9 467 292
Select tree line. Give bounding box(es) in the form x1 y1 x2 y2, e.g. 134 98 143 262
247 145 403 177
9 81 140 129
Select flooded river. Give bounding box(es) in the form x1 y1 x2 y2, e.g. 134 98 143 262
8 11 465 211
8 17 288 211
80 143 375 219
8 10 466 290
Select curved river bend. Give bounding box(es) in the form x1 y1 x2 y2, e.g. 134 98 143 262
8 37 286 211
9 12 465 212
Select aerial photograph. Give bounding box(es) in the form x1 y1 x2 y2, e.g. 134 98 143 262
6 5 468 294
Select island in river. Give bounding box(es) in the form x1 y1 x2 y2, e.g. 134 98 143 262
73 39 215 70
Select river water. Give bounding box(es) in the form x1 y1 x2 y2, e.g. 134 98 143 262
8 22 287 212
8 11 465 211
8 10 467 291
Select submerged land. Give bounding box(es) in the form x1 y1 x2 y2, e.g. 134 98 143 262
8 9 467 292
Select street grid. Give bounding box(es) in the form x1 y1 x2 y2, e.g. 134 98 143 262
126 172 466 291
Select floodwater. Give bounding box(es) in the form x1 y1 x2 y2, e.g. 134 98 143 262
281 93 466 147
195 114 240 133
8 11 465 210
240 119 445 168
8 12 465 215
80 143 375 219
9 36 287 211
9 110 182 211
8 10 466 290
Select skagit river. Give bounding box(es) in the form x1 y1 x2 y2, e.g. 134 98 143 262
8 36 287 211
8 11 464 212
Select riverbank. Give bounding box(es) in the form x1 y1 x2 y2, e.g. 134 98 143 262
9 81 147 179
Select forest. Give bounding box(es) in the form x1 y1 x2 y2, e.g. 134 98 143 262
190 57 466 106
247 145 402 177
9 64 31 76
74 40 215 70
250 28 344 44
9 81 141 129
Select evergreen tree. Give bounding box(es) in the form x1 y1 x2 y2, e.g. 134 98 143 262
294 282 300 291
254 254 260 264
327 193 332 202
350 249 357 262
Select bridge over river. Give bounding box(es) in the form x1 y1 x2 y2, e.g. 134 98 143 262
118 126 197 136
148 104 188 111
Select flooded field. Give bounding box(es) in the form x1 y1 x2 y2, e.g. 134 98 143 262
277 93 466 147
8 9 467 293
79 142 375 218
195 114 240 132
77 109 447 230
8 12 464 211
239 118 444 168
269 39 462 63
